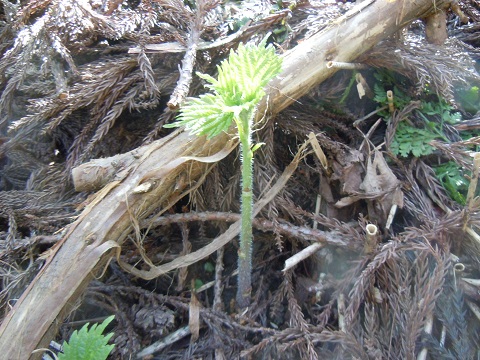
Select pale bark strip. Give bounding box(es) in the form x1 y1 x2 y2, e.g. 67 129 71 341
0 0 449 358
0 130 234 359
166 0 203 109
118 139 308 279
264 0 448 115
283 243 323 272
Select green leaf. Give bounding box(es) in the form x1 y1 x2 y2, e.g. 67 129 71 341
164 94 234 138
165 39 282 139
211 41 282 108
421 99 461 125
411 146 422 158
204 262 215 273
391 122 438 157
59 315 115 360
373 83 387 104
433 161 469 205
251 142 264 153
194 278 204 289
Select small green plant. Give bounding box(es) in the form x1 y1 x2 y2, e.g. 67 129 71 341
373 71 463 158
420 99 462 125
390 121 440 157
58 315 115 360
165 38 282 308
433 161 469 205
386 100 460 158
372 70 472 205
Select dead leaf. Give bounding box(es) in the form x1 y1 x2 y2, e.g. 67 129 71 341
189 287 200 343
308 132 328 170
331 149 363 194
335 149 403 228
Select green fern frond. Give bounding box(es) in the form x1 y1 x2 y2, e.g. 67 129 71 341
165 38 282 139
58 315 115 360
165 37 282 308
390 122 439 157
172 93 233 138
221 41 282 105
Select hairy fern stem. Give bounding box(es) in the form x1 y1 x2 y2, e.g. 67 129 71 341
164 38 282 308
236 111 254 308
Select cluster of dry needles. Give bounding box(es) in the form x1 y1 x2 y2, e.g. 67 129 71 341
1 0 480 359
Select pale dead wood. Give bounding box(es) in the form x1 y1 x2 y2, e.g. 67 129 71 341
118 139 309 279
72 146 140 192
0 0 449 358
166 0 209 109
283 243 323 272
0 130 236 359
364 223 379 254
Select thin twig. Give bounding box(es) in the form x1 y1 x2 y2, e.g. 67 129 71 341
353 106 388 127
167 1 203 109
466 152 480 211
283 243 323 272
144 211 350 248
135 326 191 358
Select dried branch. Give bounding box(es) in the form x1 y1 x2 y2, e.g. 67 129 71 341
167 0 215 109
143 211 351 249
363 37 479 101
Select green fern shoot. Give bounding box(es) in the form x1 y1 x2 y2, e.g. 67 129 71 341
165 38 282 308
58 315 115 360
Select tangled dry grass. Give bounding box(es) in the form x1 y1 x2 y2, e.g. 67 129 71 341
1 0 480 359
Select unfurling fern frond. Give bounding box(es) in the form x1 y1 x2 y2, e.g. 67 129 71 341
165 37 282 308
165 37 282 139
171 93 236 138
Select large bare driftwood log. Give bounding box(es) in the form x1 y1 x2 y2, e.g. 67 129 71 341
0 0 448 358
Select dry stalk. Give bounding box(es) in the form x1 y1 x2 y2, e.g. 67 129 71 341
466 152 480 210
466 300 480 321
338 293 346 332
135 326 191 358
326 61 367 70
283 243 323 272
364 223 378 254
118 139 310 280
